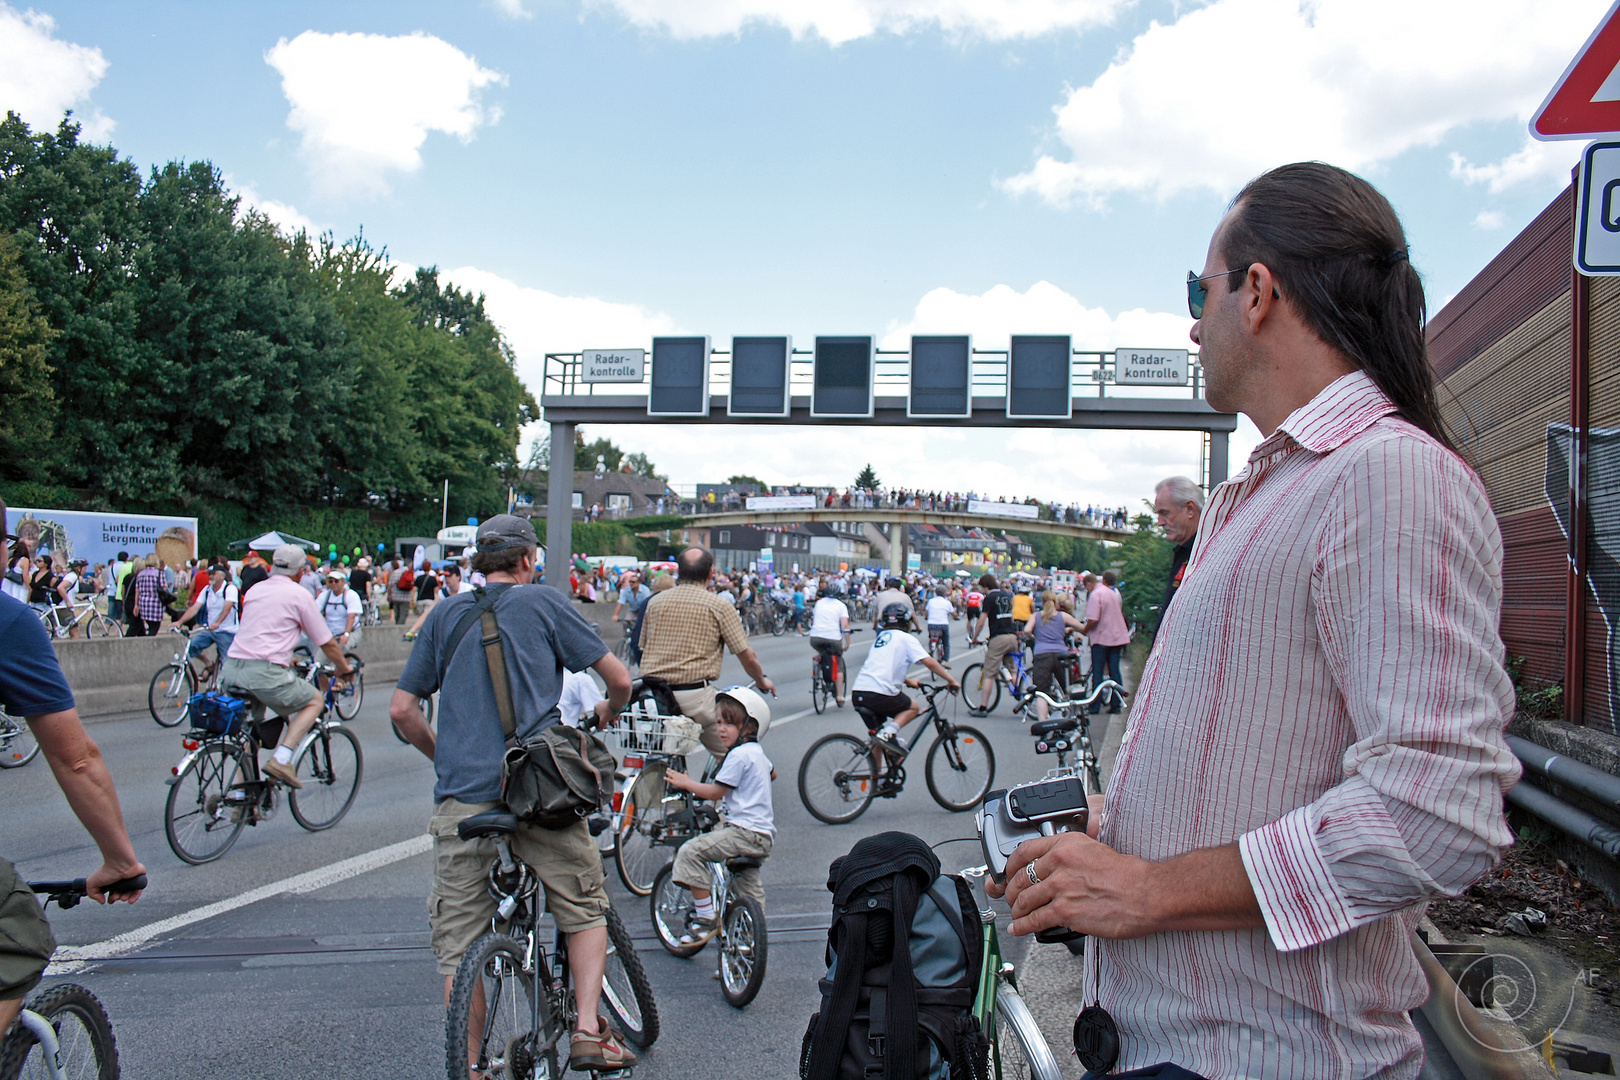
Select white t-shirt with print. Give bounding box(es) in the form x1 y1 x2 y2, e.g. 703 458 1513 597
925 596 954 626
714 740 775 838
852 629 929 696
809 597 849 640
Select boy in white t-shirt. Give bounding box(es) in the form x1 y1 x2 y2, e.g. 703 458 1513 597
662 687 775 946
924 585 955 663
851 608 959 765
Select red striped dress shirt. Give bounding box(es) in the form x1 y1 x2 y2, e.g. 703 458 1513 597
1094 370 1521 1078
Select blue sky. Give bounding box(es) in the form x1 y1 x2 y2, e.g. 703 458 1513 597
3 0 1606 505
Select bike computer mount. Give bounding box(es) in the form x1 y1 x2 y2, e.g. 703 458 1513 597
976 775 1088 883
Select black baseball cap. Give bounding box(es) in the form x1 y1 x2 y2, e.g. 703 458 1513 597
475 514 538 551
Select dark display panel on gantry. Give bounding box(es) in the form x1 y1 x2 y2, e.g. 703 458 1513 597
649 337 711 416
728 336 791 416
908 335 972 417
813 336 874 417
1007 335 1072 419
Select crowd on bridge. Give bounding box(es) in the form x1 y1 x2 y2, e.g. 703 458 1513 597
680 485 1131 528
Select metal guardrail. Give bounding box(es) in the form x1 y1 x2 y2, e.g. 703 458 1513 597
540 348 1204 401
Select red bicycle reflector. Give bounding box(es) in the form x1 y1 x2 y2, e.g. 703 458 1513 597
612 792 624 812
623 756 643 769
171 765 179 775
963 737 975 745
182 739 199 750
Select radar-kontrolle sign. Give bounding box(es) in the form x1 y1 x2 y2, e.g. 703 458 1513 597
1532 1 1620 275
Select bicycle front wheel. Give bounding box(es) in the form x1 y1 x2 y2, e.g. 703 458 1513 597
650 865 706 957
86 614 121 639
811 668 828 714
719 896 768 1008
925 724 995 812
333 654 364 721
0 713 40 769
164 743 248 864
994 985 1065 1080
148 663 193 728
0 982 118 1080
446 932 553 1080
615 770 677 896
602 905 659 1047
289 725 362 830
960 663 1000 714
798 733 879 824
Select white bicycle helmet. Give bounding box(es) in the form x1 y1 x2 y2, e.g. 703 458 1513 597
716 684 772 738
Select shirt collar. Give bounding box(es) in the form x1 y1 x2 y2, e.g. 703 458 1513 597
1262 369 1397 456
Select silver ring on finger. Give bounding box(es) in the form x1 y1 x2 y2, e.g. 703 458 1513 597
1026 860 1042 886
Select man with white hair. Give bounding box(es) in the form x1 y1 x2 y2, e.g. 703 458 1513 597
221 544 356 788
1153 475 1204 620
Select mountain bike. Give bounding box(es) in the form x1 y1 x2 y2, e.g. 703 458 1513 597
162 668 362 864
445 809 658 1080
798 682 994 824
147 628 222 728
0 707 40 769
649 818 768 1008
599 700 707 897
0 874 148 1080
961 643 1037 716
37 598 121 640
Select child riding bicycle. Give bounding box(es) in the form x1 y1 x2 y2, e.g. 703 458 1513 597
661 686 774 947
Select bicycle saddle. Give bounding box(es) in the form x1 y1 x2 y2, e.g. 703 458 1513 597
853 706 880 729
1029 717 1079 738
456 810 519 840
726 856 764 870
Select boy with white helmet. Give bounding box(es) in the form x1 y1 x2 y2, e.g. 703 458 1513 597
662 685 774 945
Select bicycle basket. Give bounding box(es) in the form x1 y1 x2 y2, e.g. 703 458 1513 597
188 691 248 737
602 700 703 756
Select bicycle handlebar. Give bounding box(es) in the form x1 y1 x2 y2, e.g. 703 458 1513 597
28 874 148 908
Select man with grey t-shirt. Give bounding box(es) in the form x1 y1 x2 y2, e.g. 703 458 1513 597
389 515 636 1073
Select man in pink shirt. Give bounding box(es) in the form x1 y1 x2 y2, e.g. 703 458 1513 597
1081 569 1129 714
221 544 355 788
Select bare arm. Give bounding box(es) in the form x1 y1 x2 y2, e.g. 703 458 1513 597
665 770 729 801
319 637 354 680
915 657 959 688
592 651 632 711
388 688 435 759
735 647 776 696
28 710 145 902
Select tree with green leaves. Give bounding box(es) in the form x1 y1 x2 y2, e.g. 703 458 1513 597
854 464 880 489
726 474 764 487
0 233 57 476
1114 511 1172 632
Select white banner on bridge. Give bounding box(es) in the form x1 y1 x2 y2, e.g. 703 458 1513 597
747 495 817 511
582 349 646 383
1113 348 1189 386
967 500 1039 520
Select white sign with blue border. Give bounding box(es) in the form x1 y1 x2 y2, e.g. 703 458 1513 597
1577 141 1620 275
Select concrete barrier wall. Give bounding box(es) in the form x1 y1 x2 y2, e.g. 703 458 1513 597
54 596 618 721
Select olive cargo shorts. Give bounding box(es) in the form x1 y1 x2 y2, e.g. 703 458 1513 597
427 799 609 975
0 859 55 1001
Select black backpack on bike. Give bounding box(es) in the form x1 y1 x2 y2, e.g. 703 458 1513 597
801 832 989 1080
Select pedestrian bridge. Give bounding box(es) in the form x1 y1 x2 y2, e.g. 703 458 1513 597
685 505 1127 542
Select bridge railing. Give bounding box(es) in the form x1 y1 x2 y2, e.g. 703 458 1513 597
673 496 1131 530
541 348 1203 401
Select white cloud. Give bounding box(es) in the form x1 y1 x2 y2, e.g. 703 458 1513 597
230 179 321 237
1472 209 1505 230
588 0 1127 45
1002 0 1606 207
491 0 534 18
265 30 505 198
1450 137 1580 194
0 4 113 140
882 279 1192 351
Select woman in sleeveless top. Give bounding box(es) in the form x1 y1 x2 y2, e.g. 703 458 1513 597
1026 590 1085 722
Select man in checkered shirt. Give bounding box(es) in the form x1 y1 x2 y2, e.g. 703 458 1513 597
639 547 776 760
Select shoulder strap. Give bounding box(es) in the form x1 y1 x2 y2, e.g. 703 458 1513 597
482 605 517 741
437 584 512 690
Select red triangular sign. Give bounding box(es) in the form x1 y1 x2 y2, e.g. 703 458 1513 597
1533 0 1620 139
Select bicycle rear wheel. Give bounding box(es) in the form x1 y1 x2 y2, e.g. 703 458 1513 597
925 724 995 812
148 663 193 728
614 770 675 896
446 932 554 1080
960 662 1000 714
994 985 1064 1080
0 982 118 1080
289 725 362 830
719 896 768 1008
602 905 659 1047
333 653 364 721
798 733 880 824
164 743 248 865
86 614 121 639
0 712 40 769
811 666 828 714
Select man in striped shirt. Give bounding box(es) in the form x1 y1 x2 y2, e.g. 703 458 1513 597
993 163 1520 1079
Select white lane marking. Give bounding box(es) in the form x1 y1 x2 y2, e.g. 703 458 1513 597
47 834 433 973
771 707 816 728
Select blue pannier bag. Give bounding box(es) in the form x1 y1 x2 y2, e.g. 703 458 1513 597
189 691 247 737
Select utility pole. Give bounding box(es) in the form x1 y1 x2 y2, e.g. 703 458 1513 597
442 478 449 531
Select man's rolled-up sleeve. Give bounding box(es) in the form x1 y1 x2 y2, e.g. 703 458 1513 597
1238 437 1521 953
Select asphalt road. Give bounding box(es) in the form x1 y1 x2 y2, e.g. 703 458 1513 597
6 624 1102 1080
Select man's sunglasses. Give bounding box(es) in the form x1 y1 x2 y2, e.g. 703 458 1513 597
1186 268 1244 319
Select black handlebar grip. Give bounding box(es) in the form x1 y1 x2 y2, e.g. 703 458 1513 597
1035 926 1085 944
105 873 148 894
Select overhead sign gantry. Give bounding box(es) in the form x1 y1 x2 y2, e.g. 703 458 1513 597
537 334 1237 589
